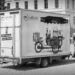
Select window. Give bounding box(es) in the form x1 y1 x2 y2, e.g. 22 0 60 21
72 0 74 9
7 3 10 9
25 1 28 9
67 0 69 8
34 0 38 9
44 0 48 9
55 0 59 8
16 2 19 9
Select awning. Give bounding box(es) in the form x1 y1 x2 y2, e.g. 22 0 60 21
41 16 68 24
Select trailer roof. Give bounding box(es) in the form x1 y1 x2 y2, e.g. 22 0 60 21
0 8 70 17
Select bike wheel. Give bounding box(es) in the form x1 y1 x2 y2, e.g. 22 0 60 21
35 42 43 53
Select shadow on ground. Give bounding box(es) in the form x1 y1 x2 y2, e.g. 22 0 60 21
2 58 75 71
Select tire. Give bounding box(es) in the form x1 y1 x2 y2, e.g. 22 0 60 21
40 58 49 67
35 42 43 53
13 60 19 66
35 58 41 66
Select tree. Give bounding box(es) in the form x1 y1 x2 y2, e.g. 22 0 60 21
0 0 5 10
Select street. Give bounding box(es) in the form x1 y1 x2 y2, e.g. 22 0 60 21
0 57 75 75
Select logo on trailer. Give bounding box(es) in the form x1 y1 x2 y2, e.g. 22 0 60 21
1 27 12 41
24 14 38 21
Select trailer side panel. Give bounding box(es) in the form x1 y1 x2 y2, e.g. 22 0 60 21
21 10 70 58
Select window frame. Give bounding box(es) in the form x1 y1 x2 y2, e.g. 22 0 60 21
55 0 59 8
16 2 19 9
67 0 69 9
7 3 10 9
34 0 38 9
72 0 74 9
44 0 48 9
25 1 28 9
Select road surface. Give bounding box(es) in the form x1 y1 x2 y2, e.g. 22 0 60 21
0 57 75 75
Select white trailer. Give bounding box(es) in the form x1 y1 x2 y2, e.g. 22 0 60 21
0 9 70 67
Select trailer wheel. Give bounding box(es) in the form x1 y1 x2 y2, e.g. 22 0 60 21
35 42 43 53
35 58 41 66
13 60 19 66
40 58 49 67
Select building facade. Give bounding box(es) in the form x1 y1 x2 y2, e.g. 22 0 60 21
5 0 75 34
5 0 75 13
